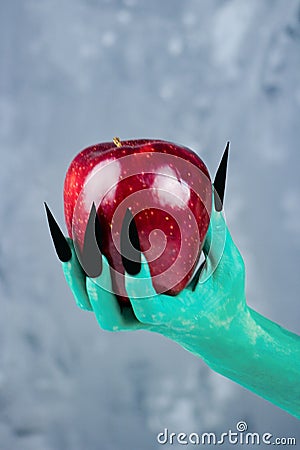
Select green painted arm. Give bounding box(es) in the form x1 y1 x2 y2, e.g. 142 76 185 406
61 202 300 419
209 306 300 418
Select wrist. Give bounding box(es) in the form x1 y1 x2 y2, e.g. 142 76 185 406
205 306 300 418
170 300 250 367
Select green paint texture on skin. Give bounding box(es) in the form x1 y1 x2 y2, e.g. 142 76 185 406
62 200 300 419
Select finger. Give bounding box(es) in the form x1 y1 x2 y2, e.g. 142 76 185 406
191 206 226 295
125 254 183 325
121 210 167 324
197 194 244 289
189 143 229 288
121 207 141 275
202 198 227 258
124 253 160 324
62 238 93 311
189 260 206 292
202 140 230 259
121 206 185 326
44 202 93 310
86 255 144 331
44 202 72 262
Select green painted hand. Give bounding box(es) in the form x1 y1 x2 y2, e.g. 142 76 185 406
59 199 300 419
45 144 300 419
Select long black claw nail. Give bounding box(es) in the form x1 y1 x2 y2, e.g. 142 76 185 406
94 203 102 252
44 202 72 262
213 141 229 212
81 203 102 278
121 208 141 275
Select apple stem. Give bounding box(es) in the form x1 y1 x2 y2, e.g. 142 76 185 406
113 137 122 147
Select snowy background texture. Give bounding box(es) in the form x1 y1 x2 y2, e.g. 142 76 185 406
0 0 300 449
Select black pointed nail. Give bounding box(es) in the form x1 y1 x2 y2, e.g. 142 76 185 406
121 208 141 275
213 141 229 212
94 203 102 252
80 203 102 278
44 202 72 262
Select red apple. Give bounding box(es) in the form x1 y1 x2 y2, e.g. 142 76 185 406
64 138 212 303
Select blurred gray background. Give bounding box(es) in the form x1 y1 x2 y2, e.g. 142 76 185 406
0 0 300 448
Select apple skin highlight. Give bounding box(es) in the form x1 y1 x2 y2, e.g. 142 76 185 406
64 139 212 303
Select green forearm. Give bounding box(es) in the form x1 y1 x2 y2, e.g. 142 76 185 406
204 307 300 418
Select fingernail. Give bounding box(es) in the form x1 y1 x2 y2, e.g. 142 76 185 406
44 202 72 262
213 141 229 212
121 208 141 275
81 203 103 278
